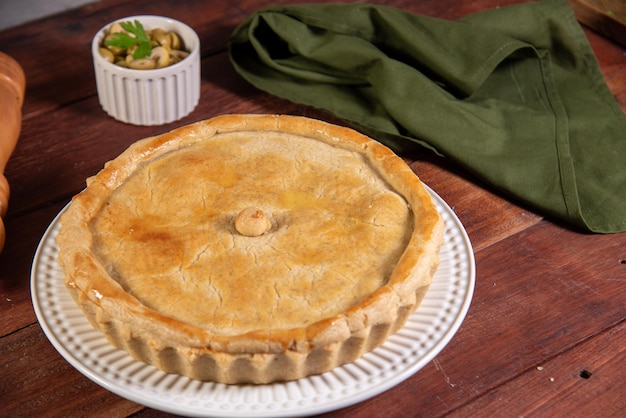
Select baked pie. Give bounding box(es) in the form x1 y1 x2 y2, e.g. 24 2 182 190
56 114 444 384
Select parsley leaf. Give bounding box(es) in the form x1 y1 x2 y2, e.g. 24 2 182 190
104 20 153 59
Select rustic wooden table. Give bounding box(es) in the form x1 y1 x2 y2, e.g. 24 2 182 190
1 0 625 417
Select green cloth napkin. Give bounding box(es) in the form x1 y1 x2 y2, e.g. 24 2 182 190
228 0 626 233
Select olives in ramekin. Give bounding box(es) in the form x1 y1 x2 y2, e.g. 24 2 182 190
98 20 189 70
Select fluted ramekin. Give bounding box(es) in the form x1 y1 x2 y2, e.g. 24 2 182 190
92 15 200 126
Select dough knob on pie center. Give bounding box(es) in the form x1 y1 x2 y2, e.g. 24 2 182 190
235 207 271 237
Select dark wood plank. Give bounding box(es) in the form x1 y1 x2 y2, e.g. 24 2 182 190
1 323 143 418
0 201 66 336
586 28 626 79
447 320 626 417
569 0 626 47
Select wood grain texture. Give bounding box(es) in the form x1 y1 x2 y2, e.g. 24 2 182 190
447 320 626 417
0 0 624 416
569 0 626 47
0 202 66 335
1 324 143 418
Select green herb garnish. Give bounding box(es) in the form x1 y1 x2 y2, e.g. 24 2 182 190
104 20 152 59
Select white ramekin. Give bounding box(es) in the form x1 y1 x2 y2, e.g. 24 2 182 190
92 15 200 126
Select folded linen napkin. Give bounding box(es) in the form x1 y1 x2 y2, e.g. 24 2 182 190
229 0 626 233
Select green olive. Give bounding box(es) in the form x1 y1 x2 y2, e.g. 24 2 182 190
98 47 115 63
126 44 138 57
108 22 124 34
150 46 170 68
128 58 156 70
151 28 171 49
169 49 189 65
169 32 181 50
100 21 189 70
103 34 124 55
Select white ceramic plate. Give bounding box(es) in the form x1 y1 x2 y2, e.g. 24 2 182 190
31 186 474 417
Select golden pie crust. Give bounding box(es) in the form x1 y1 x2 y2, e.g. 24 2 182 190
56 114 444 384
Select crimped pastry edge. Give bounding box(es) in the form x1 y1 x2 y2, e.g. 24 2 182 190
65 278 433 384
57 114 443 384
